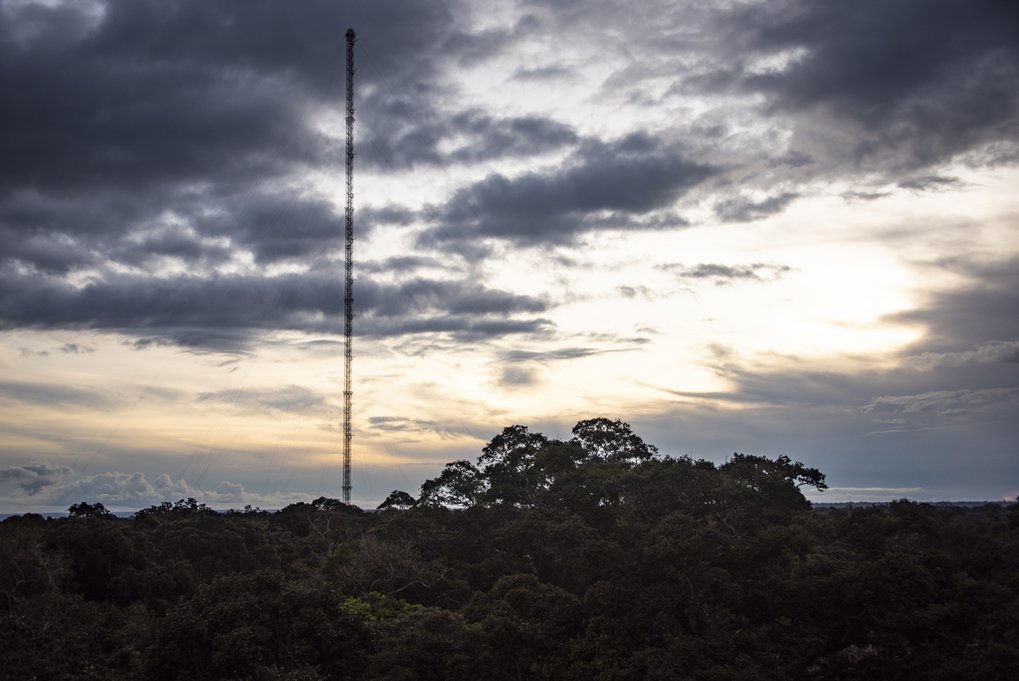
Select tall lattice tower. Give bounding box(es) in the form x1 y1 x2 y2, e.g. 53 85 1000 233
342 27 356 505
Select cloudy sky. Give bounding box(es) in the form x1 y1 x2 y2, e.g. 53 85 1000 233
1 0 1017 511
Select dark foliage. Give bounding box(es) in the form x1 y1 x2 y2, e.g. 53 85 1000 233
1 420 1016 679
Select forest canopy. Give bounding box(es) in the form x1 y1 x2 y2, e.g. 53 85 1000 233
2 419 1017 680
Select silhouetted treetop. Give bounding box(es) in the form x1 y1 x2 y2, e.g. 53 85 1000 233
571 417 658 462
1 420 1015 680
68 501 115 519
415 419 825 519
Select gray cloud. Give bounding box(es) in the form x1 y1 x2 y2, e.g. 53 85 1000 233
904 340 1019 371
499 365 540 387
193 191 351 265
46 470 250 508
1 186 356 274
362 105 580 170
367 416 467 439
0 380 112 408
359 256 449 276
359 97 579 171
0 0 563 352
361 316 555 343
659 262 792 284
863 388 1019 417
842 190 891 202
496 344 646 388
617 285 661 300
196 385 333 415
3 0 1014 356
501 347 612 363
0 268 551 349
642 255 1019 492
890 257 1019 353
0 0 457 194
60 343 95 354
0 0 490 350
897 175 964 192
714 192 798 223
0 462 72 496
511 65 576 82
641 363 1018 499
422 133 715 245
359 205 419 229
1 0 1017 509
447 111 580 164
0 461 320 510
721 0 1019 172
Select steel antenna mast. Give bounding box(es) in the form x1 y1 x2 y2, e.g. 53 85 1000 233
342 27 356 505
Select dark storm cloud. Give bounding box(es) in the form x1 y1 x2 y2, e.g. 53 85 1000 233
0 188 166 273
447 111 580 164
357 277 547 318
2 186 359 273
0 0 587 300
194 191 350 264
528 0 1019 223
0 0 455 193
431 10 544 71
0 228 98 275
358 103 580 170
422 133 715 245
357 275 554 342
0 0 472 273
1 12 309 193
0 268 551 349
353 9 580 171
118 229 225 265
718 0 1019 171
0 0 472 349
4 0 1016 360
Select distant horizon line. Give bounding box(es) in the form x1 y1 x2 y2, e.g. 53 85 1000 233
2 498 1014 520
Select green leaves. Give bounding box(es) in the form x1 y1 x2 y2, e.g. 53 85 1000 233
4 421 1017 679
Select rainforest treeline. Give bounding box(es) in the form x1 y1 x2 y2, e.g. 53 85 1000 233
2 419 1017 680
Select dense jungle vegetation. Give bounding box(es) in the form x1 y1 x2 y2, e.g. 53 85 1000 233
2 419 1017 680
